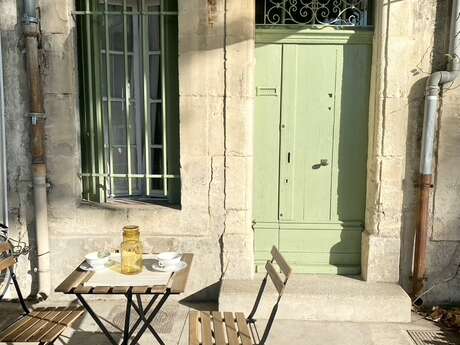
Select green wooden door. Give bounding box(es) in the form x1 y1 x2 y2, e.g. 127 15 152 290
254 30 372 274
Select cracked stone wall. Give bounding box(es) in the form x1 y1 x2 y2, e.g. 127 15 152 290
364 0 460 305
1 0 459 306
1 0 254 299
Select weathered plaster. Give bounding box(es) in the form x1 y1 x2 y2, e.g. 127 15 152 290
0 0 458 306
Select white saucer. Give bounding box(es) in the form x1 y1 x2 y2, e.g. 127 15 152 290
79 260 113 272
151 260 187 272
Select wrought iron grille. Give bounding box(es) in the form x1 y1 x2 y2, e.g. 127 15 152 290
75 0 180 203
256 0 371 27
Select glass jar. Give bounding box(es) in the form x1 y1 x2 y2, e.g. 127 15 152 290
121 225 143 274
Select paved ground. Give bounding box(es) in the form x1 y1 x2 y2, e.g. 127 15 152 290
0 299 449 345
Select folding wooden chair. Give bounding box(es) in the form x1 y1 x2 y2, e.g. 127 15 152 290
189 246 292 345
0 241 84 344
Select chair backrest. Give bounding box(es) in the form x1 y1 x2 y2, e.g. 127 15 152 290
0 239 29 314
265 246 292 296
247 246 292 345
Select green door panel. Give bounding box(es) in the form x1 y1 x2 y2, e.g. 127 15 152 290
253 222 279 253
253 30 372 275
330 44 371 221
253 44 282 223
279 229 362 253
279 44 338 222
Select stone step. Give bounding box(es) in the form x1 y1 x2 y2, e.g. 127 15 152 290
219 274 412 323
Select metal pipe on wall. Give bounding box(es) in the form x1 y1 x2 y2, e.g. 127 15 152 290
22 0 50 298
412 0 460 299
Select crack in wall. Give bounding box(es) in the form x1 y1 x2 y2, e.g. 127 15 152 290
219 0 228 280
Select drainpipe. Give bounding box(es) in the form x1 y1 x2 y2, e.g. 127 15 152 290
412 0 460 299
22 0 50 298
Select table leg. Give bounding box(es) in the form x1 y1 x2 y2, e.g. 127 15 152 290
130 292 170 345
123 292 133 345
131 295 164 344
127 294 158 338
76 294 118 345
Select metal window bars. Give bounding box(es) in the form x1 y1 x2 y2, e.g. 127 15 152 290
257 0 371 27
75 0 180 202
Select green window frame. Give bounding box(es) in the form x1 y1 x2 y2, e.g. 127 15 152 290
75 0 180 204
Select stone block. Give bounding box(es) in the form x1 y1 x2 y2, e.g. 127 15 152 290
39 0 70 34
387 0 413 38
0 0 18 31
179 36 225 97
362 232 400 282
180 156 211 212
179 95 210 157
220 274 411 322
226 0 254 39
226 96 253 156
432 106 460 241
208 155 225 230
44 94 77 147
380 157 404 183
225 209 250 235
179 0 224 28
222 233 254 279
226 156 250 210
382 98 409 156
42 33 76 95
226 39 255 98
383 39 413 99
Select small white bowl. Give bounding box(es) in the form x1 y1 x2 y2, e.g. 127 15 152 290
85 251 110 268
156 252 181 266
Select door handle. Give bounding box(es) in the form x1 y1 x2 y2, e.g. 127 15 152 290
312 159 329 169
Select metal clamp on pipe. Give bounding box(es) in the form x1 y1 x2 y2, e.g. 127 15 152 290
25 112 46 125
22 14 39 25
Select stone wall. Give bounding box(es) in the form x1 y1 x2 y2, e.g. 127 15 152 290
363 0 460 305
1 0 459 306
1 0 255 299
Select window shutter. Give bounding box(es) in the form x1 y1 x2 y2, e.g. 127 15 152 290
0 35 8 227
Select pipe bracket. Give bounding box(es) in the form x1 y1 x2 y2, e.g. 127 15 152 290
22 14 39 25
25 112 46 125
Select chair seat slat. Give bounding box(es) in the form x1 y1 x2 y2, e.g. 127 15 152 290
189 311 200 345
17 309 63 341
27 309 74 342
40 309 85 343
0 311 45 341
211 312 226 345
224 312 239 345
235 313 252 345
187 247 291 345
200 312 213 345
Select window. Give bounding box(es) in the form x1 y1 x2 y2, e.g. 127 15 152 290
256 0 372 27
75 0 180 204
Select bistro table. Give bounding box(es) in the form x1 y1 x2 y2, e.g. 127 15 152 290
55 253 193 345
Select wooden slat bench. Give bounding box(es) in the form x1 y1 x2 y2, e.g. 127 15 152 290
0 241 84 344
189 246 292 345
